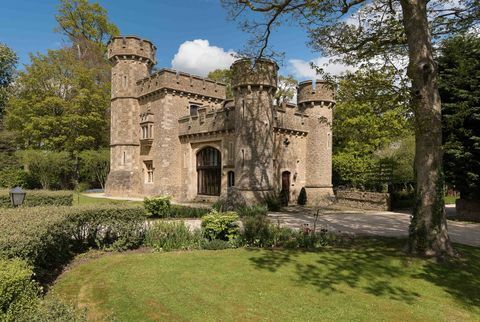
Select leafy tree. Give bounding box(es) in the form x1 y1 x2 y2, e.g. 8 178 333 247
0 43 17 124
223 0 479 257
208 69 233 99
16 150 73 190
5 47 109 152
439 34 480 201
79 149 109 189
276 75 297 106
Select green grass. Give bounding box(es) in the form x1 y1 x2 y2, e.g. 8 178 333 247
445 195 459 205
49 238 480 321
74 193 143 207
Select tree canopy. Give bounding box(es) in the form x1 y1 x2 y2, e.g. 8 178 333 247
0 44 18 123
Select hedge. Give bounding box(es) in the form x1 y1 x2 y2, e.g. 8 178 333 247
0 189 73 208
0 205 147 276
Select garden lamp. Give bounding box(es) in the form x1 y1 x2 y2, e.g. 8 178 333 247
9 186 26 207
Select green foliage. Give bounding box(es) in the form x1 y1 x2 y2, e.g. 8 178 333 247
297 187 307 205
0 259 40 321
375 135 415 185
236 204 268 217
0 168 27 189
439 34 480 200
0 205 146 275
144 196 171 217
201 239 231 250
16 150 73 189
275 75 297 106
0 189 73 208
262 192 282 211
78 149 109 189
207 69 233 99
5 47 110 152
201 210 239 241
169 205 210 218
145 221 203 252
0 43 17 117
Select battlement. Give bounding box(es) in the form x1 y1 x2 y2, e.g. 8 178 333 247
136 69 226 100
108 36 156 65
297 80 335 105
178 107 235 137
231 58 278 90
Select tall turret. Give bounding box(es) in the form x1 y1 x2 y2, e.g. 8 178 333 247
297 80 335 204
105 36 156 196
231 59 278 204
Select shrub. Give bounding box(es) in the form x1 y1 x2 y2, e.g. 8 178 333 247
169 205 210 218
201 210 239 241
201 239 231 250
0 205 147 276
297 187 307 205
0 168 27 189
262 192 282 211
145 221 202 252
144 196 171 217
242 215 274 247
0 189 73 208
236 204 268 217
0 259 40 321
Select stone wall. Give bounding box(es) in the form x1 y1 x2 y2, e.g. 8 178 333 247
456 199 480 222
335 190 391 211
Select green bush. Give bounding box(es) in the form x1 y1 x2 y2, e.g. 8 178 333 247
169 205 210 218
0 205 147 276
262 192 282 211
0 168 27 189
0 189 73 208
242 215 275 247
297 187 307 205
0 259 40 321
236 204 268 217
201 239 231 250
144 196 171 217
145 221 202 252
201 210 239 241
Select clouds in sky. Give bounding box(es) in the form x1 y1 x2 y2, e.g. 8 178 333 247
288 57 355 79
171 39 236 77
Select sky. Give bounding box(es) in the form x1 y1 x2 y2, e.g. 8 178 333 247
0 0 350 79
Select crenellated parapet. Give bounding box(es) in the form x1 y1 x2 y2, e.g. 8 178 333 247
297 80 335 107
136 69 226 100
107 36 156 66
231 59 278 90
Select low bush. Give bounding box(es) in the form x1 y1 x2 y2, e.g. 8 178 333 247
0 258 40 321
169 205 210 218
201 239 231 250
262 192 282 211
0 205 147 276
145 221 202 252
236 204 268 217
144 196 171 217
201 210 239 241
0 189 73 208
0 168 27 189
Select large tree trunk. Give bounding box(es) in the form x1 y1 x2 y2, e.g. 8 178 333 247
400 0 454 257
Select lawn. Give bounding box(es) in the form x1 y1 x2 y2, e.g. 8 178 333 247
73 193 143 207
50 238 480 321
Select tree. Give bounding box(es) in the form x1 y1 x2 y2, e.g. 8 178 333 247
439 34 480 201
79 149 110 189
223 0 479 257
275 75 297 106
16 150 73 189
0 43 17 125
208 69 233 99
5 47 110 152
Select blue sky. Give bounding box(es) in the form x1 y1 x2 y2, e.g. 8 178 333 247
0 0 347 79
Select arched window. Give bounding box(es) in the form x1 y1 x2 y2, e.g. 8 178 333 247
197 147 221 196
227 171 235 187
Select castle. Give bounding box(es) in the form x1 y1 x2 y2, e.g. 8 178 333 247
105 36 335 205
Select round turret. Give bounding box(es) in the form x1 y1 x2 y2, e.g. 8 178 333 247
297 80 335 105
231 58 278 90
107 36 156 66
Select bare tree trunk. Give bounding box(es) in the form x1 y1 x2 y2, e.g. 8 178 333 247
400 0 454 257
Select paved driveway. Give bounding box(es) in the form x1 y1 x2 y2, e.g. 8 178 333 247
268 210 480 247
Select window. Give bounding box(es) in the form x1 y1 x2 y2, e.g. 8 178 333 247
197 147 221 196
144 161 154 183
141 124 153 139
227 171 235 187
190 104 199 116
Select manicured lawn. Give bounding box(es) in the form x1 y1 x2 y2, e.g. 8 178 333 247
74 193 143 207
445 195 459 205
50 238 480 321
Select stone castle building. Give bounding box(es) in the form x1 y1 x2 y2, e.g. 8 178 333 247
105 36 335 205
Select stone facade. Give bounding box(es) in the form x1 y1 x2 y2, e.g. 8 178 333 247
105 36 335 205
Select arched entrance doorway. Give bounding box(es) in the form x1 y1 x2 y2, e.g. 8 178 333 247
281 171 291 205
197 147 221 196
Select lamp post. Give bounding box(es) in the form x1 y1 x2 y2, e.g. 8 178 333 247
9 187 26 208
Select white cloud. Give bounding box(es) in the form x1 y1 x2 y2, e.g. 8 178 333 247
288 57 355 79
171 39 236 77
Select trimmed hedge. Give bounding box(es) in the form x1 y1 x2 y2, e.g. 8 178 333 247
0 205 147 275
0 189 73 208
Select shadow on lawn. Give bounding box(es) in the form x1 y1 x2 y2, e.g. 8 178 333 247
247 237 480 307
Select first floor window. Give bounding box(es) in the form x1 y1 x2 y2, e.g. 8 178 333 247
144 161 154 183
